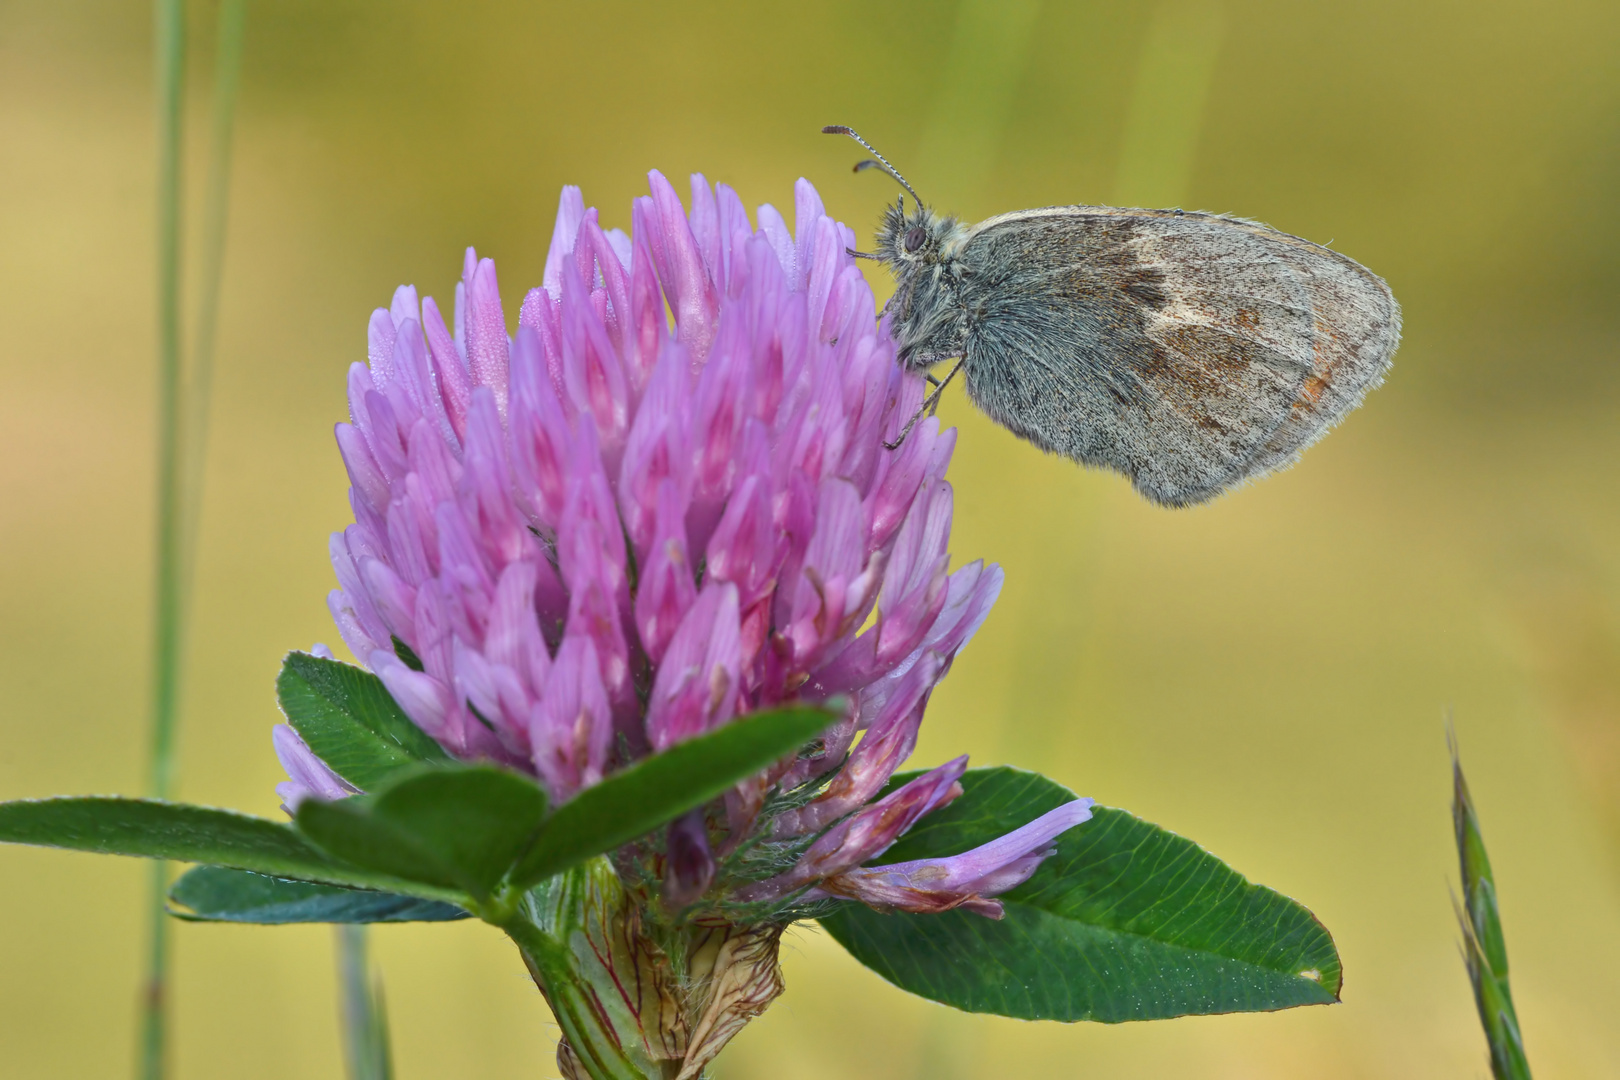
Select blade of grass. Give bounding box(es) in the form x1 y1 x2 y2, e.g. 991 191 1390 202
1450 725 1534 1080
337 926 395 1080
140 2 248 1077
182 0 246 585
140 0 186 1073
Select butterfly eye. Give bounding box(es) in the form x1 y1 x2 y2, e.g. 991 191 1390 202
904 226 926 253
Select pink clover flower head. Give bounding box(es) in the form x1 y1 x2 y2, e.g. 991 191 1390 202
301 170 1088 919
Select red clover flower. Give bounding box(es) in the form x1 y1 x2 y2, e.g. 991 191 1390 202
276 170 1090 926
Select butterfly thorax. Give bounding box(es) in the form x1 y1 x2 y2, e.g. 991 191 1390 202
874 201 972 373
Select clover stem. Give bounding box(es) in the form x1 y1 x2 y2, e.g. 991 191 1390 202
499 905 664 1080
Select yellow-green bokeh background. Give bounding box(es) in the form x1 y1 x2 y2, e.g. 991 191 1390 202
4 0 1620 1075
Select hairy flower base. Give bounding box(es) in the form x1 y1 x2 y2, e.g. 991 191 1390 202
514 859 786 1080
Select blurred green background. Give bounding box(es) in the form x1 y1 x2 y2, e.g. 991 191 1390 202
3 0 1619 1075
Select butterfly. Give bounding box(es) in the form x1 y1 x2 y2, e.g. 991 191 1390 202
825 126 1401 508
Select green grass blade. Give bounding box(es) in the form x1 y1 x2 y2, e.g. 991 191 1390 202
141 0 187 1072
337 926 394 1080
140 2 248 1073
1451 731 1534 1080
180 0 247 587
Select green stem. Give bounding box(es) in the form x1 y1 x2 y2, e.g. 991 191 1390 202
493 866 780 1079
337 926 394 1080
500 910 657 1080
181 0 246 592
140 0 186 1075
140 3 247 1077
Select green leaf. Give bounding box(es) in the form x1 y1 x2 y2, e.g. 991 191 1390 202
391 635 424 672
169 865 470 924
296 765 548 901
509 704 836 890
0 796 462 902
277 652 449 790
819 767 1341 1022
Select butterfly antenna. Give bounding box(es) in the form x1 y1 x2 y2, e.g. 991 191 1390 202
822 125 924 211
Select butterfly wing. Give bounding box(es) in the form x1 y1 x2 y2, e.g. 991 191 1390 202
1235 225 1401 476
953 207 1398 506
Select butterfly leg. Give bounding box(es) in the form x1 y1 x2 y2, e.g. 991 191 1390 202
884 359 964 450
926 360 963 416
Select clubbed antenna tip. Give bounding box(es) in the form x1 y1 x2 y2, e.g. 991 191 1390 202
821 124 923 211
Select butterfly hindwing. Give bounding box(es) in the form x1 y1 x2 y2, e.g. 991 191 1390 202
950 207 1396 506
